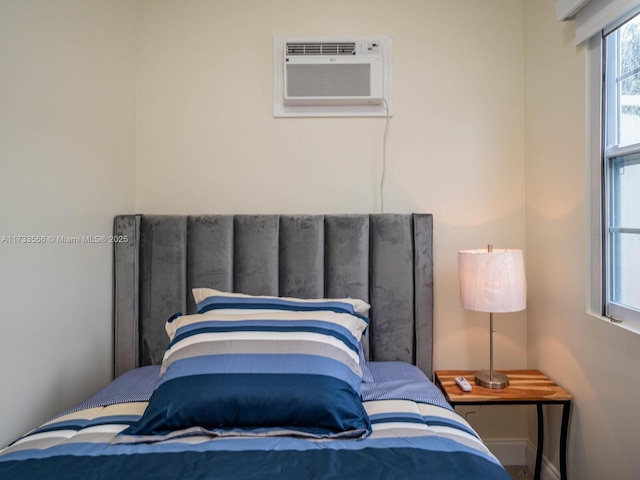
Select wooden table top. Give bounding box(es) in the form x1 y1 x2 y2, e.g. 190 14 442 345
434 369 572 404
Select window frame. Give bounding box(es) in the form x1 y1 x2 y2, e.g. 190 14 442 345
588 7 640 334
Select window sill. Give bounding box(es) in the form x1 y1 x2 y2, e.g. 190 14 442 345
588 311 640 336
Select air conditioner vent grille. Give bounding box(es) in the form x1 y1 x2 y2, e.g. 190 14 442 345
286 42 356 55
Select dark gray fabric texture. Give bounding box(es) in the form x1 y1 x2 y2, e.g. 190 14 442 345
113 214 434 378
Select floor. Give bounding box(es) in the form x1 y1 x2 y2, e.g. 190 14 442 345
505 465 534 480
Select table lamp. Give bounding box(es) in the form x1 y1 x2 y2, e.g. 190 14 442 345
458 245 527 389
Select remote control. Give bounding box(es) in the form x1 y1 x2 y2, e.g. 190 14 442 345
454 376 472 392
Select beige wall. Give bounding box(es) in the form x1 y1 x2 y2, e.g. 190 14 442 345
524 1 640 478
135 0 528 440
0 0 136 447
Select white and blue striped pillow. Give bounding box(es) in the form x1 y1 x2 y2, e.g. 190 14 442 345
193 288 375 382
192 288 371 316
121 289 372 440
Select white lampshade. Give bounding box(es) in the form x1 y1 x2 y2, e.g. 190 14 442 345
458 247 527 313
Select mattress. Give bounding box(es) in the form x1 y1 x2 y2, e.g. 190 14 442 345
0 362 511 480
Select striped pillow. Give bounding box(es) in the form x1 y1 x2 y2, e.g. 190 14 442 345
192 288 375 382
192 287 370 315
120 290 372 440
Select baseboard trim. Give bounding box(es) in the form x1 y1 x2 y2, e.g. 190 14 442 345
485 439 560 480
525 440 561 480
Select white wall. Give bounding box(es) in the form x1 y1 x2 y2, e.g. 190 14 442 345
0 0 136 447
524 1 640 478
135 0 528 440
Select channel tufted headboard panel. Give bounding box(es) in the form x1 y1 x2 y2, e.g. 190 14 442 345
113 214 433 378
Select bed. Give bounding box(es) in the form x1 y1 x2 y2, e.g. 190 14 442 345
0 214 512 479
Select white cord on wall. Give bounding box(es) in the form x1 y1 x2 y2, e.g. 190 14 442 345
379 98 390 214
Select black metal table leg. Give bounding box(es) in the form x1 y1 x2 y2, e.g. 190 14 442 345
559 401 570 480
535 403 543 480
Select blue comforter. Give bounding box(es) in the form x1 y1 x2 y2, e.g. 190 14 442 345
0 362 511 480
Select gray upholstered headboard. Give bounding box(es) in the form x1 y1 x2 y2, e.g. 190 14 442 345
113 214 433 378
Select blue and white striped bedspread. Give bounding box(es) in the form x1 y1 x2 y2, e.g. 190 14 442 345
0 362 511 480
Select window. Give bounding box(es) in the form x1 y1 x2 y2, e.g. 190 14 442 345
590 8 640 332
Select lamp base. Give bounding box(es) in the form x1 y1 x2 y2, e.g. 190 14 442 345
474 370 510 389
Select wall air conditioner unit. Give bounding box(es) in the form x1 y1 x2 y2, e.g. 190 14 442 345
274 36 392 117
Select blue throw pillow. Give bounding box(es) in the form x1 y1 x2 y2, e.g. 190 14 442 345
120 290 371 441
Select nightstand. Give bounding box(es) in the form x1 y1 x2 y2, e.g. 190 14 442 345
434 370 571 480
